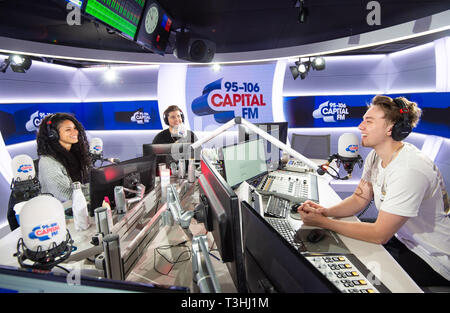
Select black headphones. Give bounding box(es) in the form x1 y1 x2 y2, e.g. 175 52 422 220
163 107 185 126
46 114 59 141
391 98 412 141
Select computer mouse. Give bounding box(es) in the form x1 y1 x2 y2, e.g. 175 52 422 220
306 229 326 243
291 202 303 213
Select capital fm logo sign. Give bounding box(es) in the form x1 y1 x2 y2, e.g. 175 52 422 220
191 78 267 123
28 223 61 242
313 101 349 122
131 110 150 124
25 111 52 132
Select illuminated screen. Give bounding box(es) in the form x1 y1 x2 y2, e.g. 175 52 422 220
63 0 85 7
135 0 173 55
85 0 145 39
222 139 268 188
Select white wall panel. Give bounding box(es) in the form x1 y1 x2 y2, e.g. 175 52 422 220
79 65 159 102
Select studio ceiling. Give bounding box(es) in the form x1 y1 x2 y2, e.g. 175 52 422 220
0 0 449 66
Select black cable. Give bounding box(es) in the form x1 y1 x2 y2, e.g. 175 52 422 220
319 163 342 180
153 241 191 276
55 265 70 273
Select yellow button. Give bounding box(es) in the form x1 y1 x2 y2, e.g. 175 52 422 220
367 289 375 293
338 257 345 261
345 264 352 268
359 280 367 285
352 272 359 276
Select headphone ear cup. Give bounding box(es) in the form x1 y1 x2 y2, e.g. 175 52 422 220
46 122 59 141
391 120 412 141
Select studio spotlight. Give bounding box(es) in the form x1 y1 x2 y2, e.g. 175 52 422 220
311 57 325 70
10 55 32 73
289 65 300 80
298 63 308 74
0 55 32 73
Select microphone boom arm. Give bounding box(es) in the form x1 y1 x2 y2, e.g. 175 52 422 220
191 117 320 173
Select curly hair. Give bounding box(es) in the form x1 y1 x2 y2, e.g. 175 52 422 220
37 113 91 183
369 95 422 128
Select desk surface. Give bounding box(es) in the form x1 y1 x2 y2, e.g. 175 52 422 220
292 175 422 293
0 172 422 293
0 178 236 293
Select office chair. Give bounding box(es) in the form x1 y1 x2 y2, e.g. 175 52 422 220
291 134 331 160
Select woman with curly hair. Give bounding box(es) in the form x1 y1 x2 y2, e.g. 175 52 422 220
37 113 91 202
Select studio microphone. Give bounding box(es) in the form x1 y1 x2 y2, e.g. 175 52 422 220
171 124 187 139
10 154 41 202
16 195 73 270
89 138 120 166
317 133 363 180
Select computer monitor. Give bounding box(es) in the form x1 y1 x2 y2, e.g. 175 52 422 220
197 153 247 293
238 122 288 168
0 264 189 293
84 0 145 40
89 155 155 216
142 143 200 174
134 0 173 55
240 200 339 293
221 138 268 188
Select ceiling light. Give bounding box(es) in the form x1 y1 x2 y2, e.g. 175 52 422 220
0 54 32 73
311 56 325 70
289 65 300 80
104 66 117 82
298 63 308 73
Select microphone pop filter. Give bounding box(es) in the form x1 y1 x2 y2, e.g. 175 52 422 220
90 137 103 155
11 154 36 182
338 133 360 158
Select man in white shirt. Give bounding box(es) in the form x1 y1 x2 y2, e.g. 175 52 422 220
299 95 449 288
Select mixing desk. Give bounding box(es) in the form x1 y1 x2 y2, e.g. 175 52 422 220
254 170 319 203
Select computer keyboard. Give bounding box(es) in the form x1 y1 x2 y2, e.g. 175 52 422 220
265 196 290 218
265 217 307 252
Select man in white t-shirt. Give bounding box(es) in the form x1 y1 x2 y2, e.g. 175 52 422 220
298 95 450 288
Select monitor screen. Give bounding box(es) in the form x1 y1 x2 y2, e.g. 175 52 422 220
197 154 246 292
222 138 268 188
240 200 339 293
143 143 199 174
84 0 145 40
0 264 189 293
89 155 155 216
134 0 173 55
238 122 288 168
59 0 85 8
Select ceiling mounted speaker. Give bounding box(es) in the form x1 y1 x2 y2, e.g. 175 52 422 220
174 32 216 63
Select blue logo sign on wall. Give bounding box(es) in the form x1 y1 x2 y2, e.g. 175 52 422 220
313 101 350 122
191 78 235 123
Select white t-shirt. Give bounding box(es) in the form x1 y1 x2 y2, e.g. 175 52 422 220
361 142 450 280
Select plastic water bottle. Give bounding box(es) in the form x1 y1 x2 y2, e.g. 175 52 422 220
72 182 90 231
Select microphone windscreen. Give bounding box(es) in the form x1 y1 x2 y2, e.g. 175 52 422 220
90 137 103 155
178 124 187 138
11 154 36 182
20 195 67 252
338 133 360 158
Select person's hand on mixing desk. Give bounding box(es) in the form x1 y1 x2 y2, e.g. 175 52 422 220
298 201 329 227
